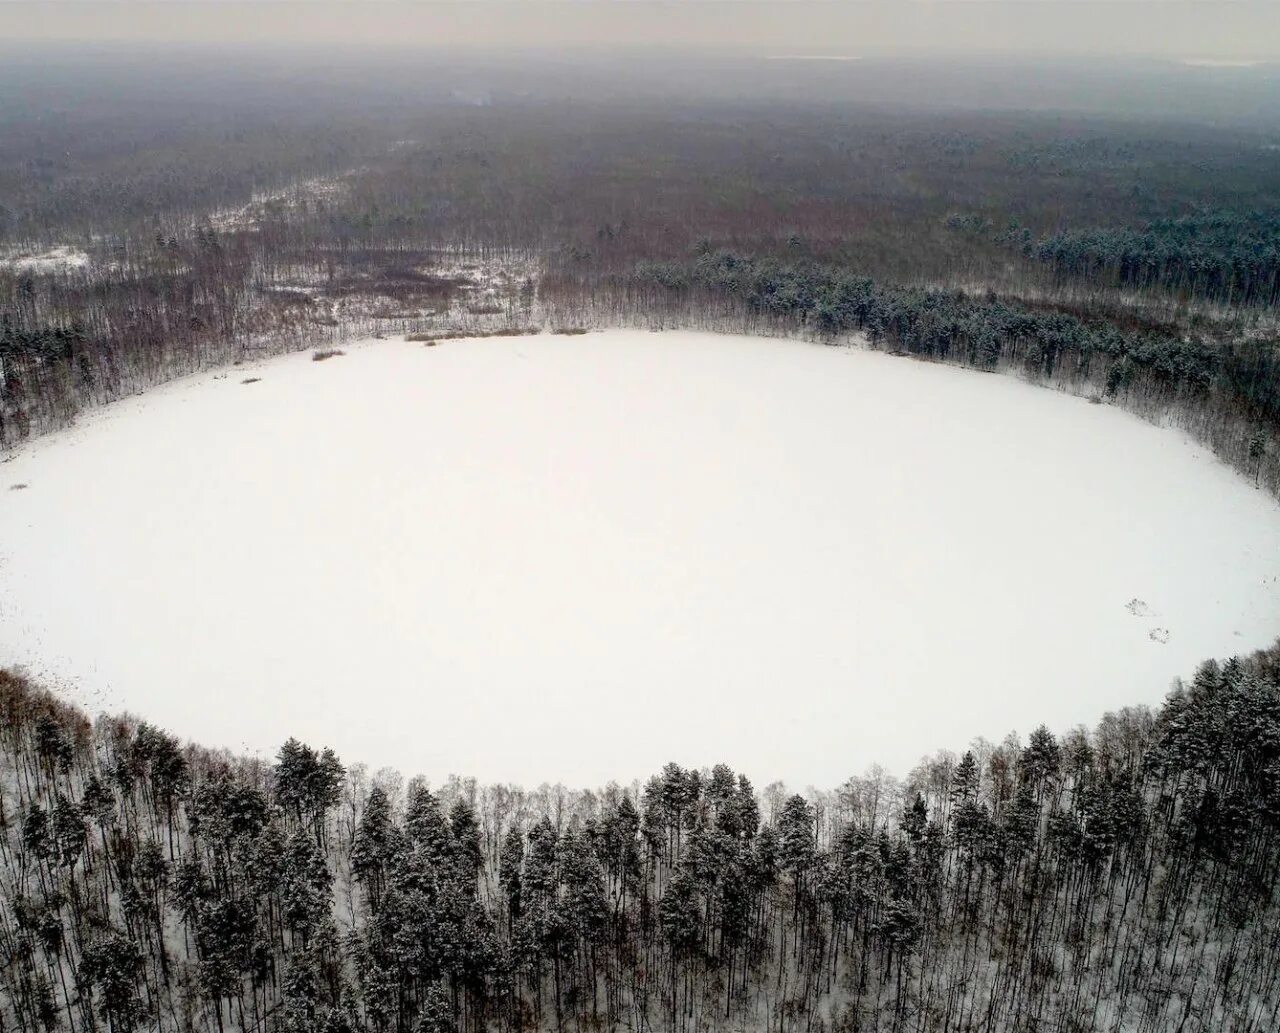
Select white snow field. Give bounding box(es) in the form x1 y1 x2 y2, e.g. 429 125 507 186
0 245 90 275
2 330 1279 788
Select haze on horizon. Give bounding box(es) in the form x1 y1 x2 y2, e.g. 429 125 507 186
2 1 1278 61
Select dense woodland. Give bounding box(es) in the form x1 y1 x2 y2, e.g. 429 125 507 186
3 48 1280 1032
3 643 1280 1033
1009 210 1280 308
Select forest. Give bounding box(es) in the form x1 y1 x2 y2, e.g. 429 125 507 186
1008 210 1280 308
3 642 1280 1033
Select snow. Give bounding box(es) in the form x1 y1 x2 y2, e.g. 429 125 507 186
2 330 1279 789
0 246 90 274
208 174 354 232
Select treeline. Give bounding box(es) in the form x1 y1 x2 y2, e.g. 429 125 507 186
2 643 1280 1032
4 231 1279 498
0 226 516 447
0 228 276 445
625 248 1280 494
1017 210 1280 308
5 235 1279 495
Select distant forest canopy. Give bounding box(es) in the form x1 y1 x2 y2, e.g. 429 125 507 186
1 48 1278 482
2 52 1279 254
947 208 1280 308
3 642 1280 1032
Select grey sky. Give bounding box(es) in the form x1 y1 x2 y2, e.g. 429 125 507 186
3 2 1278 59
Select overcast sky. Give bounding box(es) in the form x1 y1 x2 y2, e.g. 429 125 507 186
2 2 1277 60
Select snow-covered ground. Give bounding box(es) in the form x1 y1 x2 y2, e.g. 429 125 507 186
0 245 90 275
208 173 355 232
2 330 1278 788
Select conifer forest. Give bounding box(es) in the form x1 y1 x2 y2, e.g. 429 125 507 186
4 649 1280 1033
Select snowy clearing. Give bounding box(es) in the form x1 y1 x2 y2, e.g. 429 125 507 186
0 245 90 275
208 173 355 232
1 330 1278 788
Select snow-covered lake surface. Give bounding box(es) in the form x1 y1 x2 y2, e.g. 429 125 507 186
2 330 1279 788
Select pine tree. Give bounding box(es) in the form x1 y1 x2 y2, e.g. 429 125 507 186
352 787 396 910
405 783 453 863
78 932 148 1032
414 983 456 1033
499 827 525 930
448 799 484 890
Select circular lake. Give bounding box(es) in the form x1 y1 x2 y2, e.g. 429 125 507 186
2 330 1278 787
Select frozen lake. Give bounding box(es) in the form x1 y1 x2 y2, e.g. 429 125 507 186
2 330 1278 788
